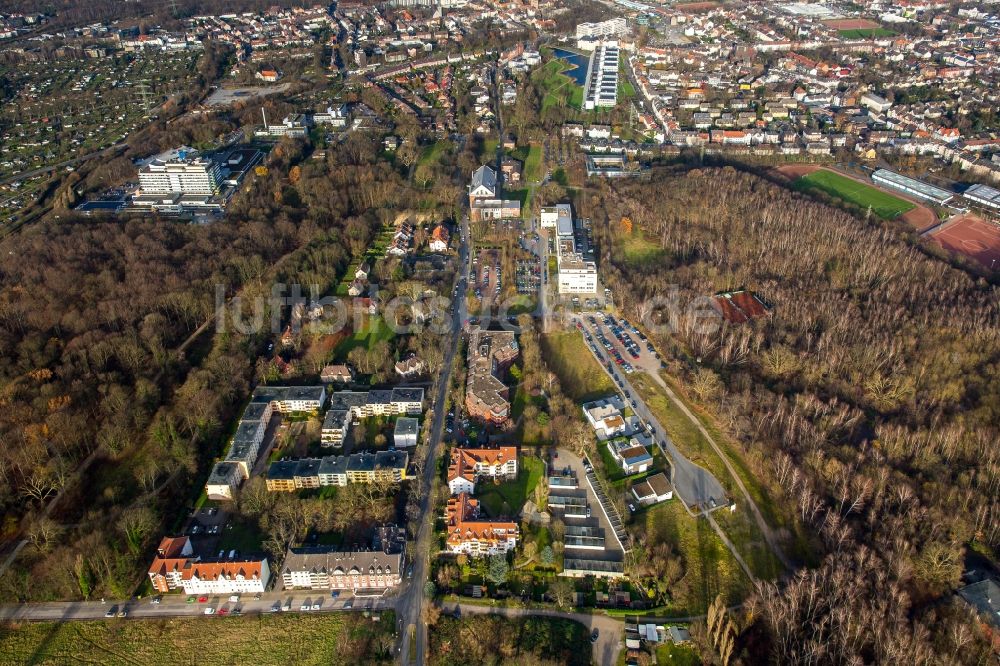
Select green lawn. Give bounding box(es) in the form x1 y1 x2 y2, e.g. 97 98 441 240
0 613 397 665
476 455 545 517
524 144 543 182
620 231 665 265
838 27 896 38
535 58 584 112
504 187 532 220
793 169 915 219
481 138 498 162
656 641 701 665
638 501 750 614
332 316 395 360
540 330 616 402
216 518 267 556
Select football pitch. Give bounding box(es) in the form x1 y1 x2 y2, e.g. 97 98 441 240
793 169 916 219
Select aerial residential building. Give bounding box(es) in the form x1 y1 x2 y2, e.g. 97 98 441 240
281 547 403 593
608 437 654 475
147 535 270 595
394 417 419 448
320 364 353 384
428 225 450 252
584 41 620 110
266 450 408 491
147 536 195 593
465 327 519 425
205 461 244 501
321 408 352 447
583 398 628 439
576 17 628 39
445 492 519 557
179 559 271 596
631 472 673 506
394 355 426 378
447 446 518 495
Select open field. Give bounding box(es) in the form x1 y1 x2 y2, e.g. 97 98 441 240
332 315 395 359
838 27 896 38
928 213 1000 270
637 501 750 614
540 331 616 402
477 455 545 517
620 231 666 265
0 613 397 665
792 169 915 219
631 372 809 570
656 641 700 665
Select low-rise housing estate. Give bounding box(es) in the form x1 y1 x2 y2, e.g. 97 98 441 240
445 492 519 556
447 446 518 495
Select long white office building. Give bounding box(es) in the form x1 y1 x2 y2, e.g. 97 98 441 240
576 18 628 39
584 41 620 110
138 154 223 195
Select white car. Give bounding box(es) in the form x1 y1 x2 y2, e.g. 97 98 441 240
204 608 215 615
312 602 321 611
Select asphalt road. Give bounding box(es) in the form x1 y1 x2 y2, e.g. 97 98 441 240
397 216 471 665
575 314 728 511
0 591 392 622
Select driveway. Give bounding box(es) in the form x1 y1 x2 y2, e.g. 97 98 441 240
574 315 727 512
438 601 622 666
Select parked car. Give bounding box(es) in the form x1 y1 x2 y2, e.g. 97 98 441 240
105 606 117 618
204 608 215 615
150 596 161 605
198 596 208 603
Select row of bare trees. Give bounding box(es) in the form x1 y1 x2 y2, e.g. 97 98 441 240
583 166 999 663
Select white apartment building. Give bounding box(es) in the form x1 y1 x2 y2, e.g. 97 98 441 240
138 156 222 195
180 559 271 595
576 17 628 39
584 41 620 110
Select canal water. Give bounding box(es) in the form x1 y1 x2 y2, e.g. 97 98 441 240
551 48 588 85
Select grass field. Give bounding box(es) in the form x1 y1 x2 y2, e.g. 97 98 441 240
657 641 701 665
417 140 451 171
630 373 789 578
333 315 395 360
639 501 750 614
476 455 545 517
524 144 543 182
793 169 915 219
536 59 584 112
620 232 665 265
540 330 615 402
0 613 397 665
838 27 896 38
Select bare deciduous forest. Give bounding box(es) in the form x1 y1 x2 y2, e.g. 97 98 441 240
0 130 437 601
587 166 999 663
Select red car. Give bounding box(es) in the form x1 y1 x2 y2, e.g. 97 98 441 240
198 596 208 603
218 608 229 616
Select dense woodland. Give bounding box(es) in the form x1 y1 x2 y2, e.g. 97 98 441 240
583 166 999 663
0 126 447 601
